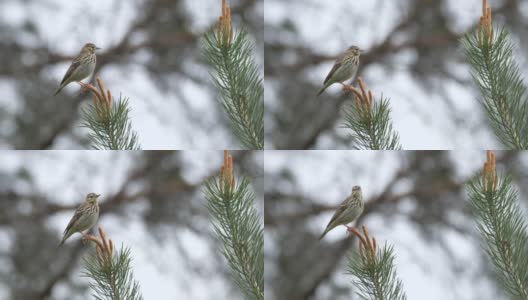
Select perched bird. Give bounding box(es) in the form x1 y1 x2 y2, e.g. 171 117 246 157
319 185 364 240
54 43 101 95
59 193 100 246
317 45 363 96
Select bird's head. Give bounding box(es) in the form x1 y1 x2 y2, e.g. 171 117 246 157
346 45 364 56
352 185 361 193
86 192 101 204
82 43 101 54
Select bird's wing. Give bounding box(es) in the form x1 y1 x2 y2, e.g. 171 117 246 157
59 57 82 85
323 55 344 84
324 197 350 229
63 204 85 234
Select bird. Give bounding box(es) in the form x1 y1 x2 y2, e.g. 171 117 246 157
317 45 363 96
59 193 100 246
319 185 364 240
54 43 101 95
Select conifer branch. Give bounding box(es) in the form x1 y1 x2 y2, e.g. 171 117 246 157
202 0 264 150
82 227 143 300
342 78 401 150
80 78 141 150
461 0 528 149
467 151 528 300
204 151 264 300
347 226 407 300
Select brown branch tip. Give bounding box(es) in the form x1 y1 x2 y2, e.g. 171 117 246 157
82 226 114 265
348 225 377 260
82 77 113 118
478 0 493 45
217 0 232 43
219 150 235 192
342 78 373 113
481 150 497 192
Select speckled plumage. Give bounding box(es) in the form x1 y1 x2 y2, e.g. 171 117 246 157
317 46 362 96
54 43 100 95
59 193 100 246
319 185 363 240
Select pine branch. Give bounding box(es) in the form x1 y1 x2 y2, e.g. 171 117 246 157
202 0 264 150
342 79 401 150
347 226 407 300
80 78 141 150
204 151 264 300
82 227 143 300
461 0 528 149
467 151 528 300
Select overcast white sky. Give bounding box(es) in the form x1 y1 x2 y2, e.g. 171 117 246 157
264 0 528 149
4 0 528 299
0 150 264 300
0 0 262 149
264 150 514 300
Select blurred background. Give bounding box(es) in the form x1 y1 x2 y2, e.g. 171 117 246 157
264 150 528 300
264 0 528 149
0 0 263 149
0 150 263 299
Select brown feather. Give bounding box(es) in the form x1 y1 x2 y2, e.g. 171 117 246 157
59 59 81 85
325 202 347 228
323 60 342 84
63 205 84 234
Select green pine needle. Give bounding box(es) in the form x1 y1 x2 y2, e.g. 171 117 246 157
204 176 264 300
467 173 528 299
343 96 402 150
82 246 143 300
462 27 528 149
81 96 141 150
202 29 264 150
347 243 407 300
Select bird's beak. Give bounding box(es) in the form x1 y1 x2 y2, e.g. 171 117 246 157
96 47 102 50
95 194 101 197
359 49 365 54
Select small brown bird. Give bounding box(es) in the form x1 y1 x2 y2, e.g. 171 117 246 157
319 185 364 240
59 193 100 246
317 46 363 96
54 43 100 95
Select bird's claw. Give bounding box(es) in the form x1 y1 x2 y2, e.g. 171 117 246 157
77 81 89 94
345 225 355 235
81 232 90 245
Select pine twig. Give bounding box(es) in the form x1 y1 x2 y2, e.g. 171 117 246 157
202 0 264 150
347 225 407 300
204 151 264 300
461 0 528 149
467 151 528 299
342 78 401 150
82 227 143 300
80 77 141 150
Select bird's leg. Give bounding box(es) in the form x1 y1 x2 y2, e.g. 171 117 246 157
345 225 355 235
340 82 353 94
76 81 89 94
80 231 89 244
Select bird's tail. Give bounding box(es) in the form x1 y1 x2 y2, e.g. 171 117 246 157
317 80 335 96
58 232 70 247
317 86 327 96
319 227 330 240
53 84 65 96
